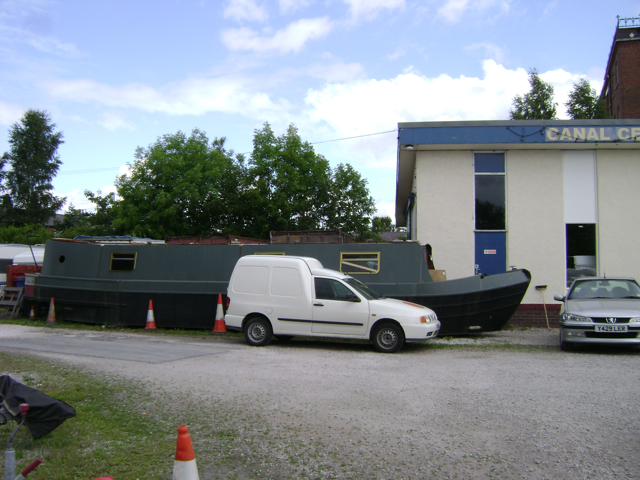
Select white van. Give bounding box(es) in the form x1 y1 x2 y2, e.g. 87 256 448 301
224 255 440 353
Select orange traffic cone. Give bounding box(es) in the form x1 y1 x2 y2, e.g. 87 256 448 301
172 425 200 480
45 298 56 324
210 294 227 334
145 300 157 330
29 305 35 320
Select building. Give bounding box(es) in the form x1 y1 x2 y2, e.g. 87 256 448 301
601 16 640 119
395 119 640 326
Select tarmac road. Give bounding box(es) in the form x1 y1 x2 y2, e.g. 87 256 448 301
1 324 639 479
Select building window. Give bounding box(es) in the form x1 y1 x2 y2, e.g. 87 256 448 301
474 153 505 230
566 224 596 287
110 252 137 271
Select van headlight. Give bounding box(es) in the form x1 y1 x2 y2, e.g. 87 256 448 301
420 314 438 324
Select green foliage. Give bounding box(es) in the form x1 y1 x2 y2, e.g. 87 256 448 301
242 123 332 238
112 130 241 238
324 163 376 238
0 352 176 480
565 78 609 119
80 123 376 240
372 216 394 233
509 69 557 120
1 110 65 225
0 224 52 244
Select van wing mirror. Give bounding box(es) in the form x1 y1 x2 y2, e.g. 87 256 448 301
553 294 565 302
346 293 361 303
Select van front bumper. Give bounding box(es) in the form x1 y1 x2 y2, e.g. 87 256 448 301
404 321 440 342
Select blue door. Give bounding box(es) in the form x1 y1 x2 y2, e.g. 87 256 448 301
474 232 506 275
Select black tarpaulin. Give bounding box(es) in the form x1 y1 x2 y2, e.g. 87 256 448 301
0 375 76 440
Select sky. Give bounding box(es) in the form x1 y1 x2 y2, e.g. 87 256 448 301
1 0 639 222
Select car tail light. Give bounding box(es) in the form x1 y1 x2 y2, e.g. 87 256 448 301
226 296 230 309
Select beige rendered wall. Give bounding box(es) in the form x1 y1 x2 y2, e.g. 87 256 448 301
596 149 640 280
506 150 566 304
414 150 475 279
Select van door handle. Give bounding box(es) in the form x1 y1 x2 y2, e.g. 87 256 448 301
313 303 324 307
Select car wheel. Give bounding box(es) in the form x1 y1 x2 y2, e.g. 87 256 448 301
372 322 405 353
244 317 273 347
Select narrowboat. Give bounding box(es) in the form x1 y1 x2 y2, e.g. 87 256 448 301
23 237 531 335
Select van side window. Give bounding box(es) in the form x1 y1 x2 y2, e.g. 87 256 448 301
315 278 335 300
315 278 355 301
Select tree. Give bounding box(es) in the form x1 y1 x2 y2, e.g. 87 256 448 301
509 69 557 120
54 204 93 238
565 78 608 119
372 216 394 233
242 124 377 239
242 123 333 238
111 129 242 238
323 163 376 238
81 124 377 240
2 109 65 225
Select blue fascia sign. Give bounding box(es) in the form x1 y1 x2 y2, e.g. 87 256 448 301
398 122 640 146
545 126 640 143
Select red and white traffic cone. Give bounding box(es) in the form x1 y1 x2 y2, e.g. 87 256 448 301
210 294 227 334
45 298 56 324
145 300 157 330
29 305 35 320
172 425 200 480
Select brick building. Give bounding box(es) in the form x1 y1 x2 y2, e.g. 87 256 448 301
601 16 640 119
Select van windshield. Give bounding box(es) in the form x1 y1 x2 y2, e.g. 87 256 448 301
343 278 383 300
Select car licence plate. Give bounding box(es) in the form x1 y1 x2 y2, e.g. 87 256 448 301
595 325 628 332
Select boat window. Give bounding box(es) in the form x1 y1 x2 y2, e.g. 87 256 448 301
340 252 380 275
110 252 137 271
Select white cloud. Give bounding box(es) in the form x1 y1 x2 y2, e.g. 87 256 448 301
98 112 135 131
58 165 130 213
386 49 405 61
57 189 92 211
221 17 333 54
304 60 603 170
27 33 84 57
305 61 366 82
437 0 511 23
45 76 285 118
0 100 24 125
224 0 269 22
0 23 84 58
342 0 405 20
466 41 507 64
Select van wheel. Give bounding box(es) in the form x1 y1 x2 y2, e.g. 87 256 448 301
373 322 405 353
244 317 272 346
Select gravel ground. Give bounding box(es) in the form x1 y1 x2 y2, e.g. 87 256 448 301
2 325 639 479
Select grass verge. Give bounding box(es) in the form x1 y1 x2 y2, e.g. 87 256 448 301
1 352 177 479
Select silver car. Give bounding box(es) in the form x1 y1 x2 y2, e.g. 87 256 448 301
554 277 640 351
